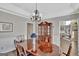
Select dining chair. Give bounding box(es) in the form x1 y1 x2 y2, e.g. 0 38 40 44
16 45 26 56
62 43 72 56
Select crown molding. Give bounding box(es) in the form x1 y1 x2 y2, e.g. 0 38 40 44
0 4 30 19
0 7 29 18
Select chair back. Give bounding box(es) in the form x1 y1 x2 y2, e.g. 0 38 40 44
63 43 72 56
16 45 26 56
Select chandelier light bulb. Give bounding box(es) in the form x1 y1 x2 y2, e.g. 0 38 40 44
31 3 41 22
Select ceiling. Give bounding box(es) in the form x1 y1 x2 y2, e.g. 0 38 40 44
0 3 79 20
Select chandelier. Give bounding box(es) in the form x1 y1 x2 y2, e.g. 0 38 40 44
31 3 41 22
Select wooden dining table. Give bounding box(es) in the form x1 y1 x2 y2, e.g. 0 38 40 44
16 40 60 56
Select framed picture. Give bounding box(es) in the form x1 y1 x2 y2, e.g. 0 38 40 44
0 22 13 32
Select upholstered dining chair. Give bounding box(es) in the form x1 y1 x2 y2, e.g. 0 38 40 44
14 40 26 56
62 43 72 56
16 45 26 56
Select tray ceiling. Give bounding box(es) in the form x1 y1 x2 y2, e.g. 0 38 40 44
0 3 79 20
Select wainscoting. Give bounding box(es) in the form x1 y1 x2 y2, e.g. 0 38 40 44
0 50 16 56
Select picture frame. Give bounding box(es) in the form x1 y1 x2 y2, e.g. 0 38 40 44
0 22 13 32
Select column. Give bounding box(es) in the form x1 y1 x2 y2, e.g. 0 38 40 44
32 21 37 52
71 20 78 56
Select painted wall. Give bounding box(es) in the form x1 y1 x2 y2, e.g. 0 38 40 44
77 19 79 55
52 20 60 47
0 11 27 53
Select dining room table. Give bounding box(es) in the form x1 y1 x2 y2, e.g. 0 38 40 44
16 40 60 56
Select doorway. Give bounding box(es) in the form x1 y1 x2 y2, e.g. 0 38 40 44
60 20 78 56
27 23 33 50
27 23 33 39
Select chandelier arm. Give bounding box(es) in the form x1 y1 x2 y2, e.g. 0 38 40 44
31 2 41 22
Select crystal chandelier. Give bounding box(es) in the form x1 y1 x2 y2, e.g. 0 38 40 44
31 3 41 22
